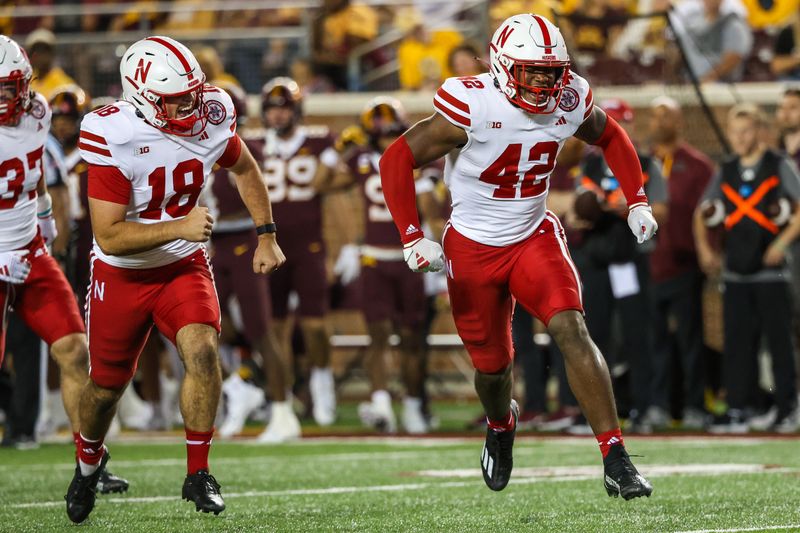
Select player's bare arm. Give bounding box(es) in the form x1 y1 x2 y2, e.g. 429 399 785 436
403 112 468 166
89 196 212 256
764 199 800 266
225 139 286 274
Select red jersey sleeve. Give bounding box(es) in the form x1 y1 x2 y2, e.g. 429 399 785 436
87 164 132 205
216 134 242 168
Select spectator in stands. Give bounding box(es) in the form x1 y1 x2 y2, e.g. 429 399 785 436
489 0 558 29
290 58 336 94
310 0 379 90
447 42 484 78
777 88 800 166
696 104 800 433
647 96 715 429
25 29 76 100
156 0 213 31
194 46 240 88
109 0 166 32
560 0 628 54
669 0 753 83
0 0 54 36
772 19 800 80
396 6 463 90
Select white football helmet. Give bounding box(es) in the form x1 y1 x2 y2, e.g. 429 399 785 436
488 14 570 114
120 36 207 136
0 35 33 126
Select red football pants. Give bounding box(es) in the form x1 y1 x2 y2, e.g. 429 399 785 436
0 233 85 364
86 249 221 389
442 213 583 374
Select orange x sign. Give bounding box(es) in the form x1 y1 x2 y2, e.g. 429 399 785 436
721 176 780 234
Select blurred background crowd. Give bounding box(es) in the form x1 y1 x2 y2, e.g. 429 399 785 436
2 0 800 447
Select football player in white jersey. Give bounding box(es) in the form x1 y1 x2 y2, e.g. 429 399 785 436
380 15 656 499
65 37 285 523
0 34 130 494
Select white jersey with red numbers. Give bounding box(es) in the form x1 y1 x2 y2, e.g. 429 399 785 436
433 72 593 247
79 85 237 268
0 93 51 251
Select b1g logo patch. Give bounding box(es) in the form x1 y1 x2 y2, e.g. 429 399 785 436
204 100 227 125
558 87 579 112
30 99 46 119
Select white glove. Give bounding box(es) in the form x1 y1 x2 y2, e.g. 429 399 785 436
38 215 58 245
627 204 658 244
334 244 361 285
403 237 445 273
0 250 31 284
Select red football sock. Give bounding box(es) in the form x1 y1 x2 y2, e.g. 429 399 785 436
596 428 624 458
185 428 214 475
77 433 105 466
487 410 515 433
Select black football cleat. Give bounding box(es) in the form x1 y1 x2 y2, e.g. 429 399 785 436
182 470 225 515
97 465 129 494
603 443 653 500
65 449 109 523
480 399 519 492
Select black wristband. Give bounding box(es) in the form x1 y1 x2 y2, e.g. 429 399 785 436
256 222 277 235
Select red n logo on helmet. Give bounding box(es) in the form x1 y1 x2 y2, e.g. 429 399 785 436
134 58 152 83
496 25 515 47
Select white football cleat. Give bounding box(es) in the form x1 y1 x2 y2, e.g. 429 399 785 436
358 390 397 433
219 374 265 438
402 397 429 434
310 367 337 427
256 401 301 443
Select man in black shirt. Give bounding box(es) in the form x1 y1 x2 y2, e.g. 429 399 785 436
695 103 800 433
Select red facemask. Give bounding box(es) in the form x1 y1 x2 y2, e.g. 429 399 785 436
0 75 30 126
502 61 569 115
149 84 207 137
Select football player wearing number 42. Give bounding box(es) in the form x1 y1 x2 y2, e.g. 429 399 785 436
380 14 656 499
0 34 128 501
65 36 285 524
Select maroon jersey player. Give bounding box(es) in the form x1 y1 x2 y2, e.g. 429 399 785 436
335 97 443 433
247 77 339 438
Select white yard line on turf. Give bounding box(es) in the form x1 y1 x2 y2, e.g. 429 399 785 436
0 446 583 472
11 465 798 510
415 463 796 479
9 476 600 509
0 451 439 471
675 525 800 533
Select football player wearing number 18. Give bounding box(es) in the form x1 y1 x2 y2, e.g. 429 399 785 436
65 36 285 523
380 14 656 498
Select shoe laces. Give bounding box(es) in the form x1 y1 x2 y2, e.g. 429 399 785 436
196 471 221 494
607 449 640 480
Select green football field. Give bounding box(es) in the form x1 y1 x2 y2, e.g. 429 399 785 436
2 407 800 533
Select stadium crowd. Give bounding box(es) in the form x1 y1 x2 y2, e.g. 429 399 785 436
2 0 800 453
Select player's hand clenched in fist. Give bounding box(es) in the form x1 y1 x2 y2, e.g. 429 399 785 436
179 206 214 242
627 204 658 244
253 234 286 274
403 237 445 273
